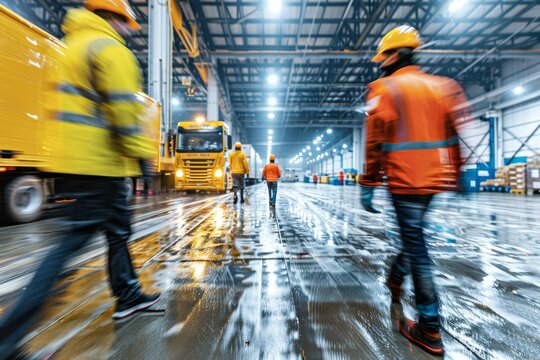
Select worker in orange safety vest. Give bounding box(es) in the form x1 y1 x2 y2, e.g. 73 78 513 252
360 25 468 356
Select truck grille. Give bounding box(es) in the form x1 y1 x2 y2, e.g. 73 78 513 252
182 159 215 183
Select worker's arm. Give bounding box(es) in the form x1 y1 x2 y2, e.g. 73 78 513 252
243 155 250 175
277 165 281 178
92 43 153 160
445 80 469 176
360 86 394 187
261 166 266 181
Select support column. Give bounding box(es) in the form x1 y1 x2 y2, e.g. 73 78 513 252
148 0 172 149
207 71 219 121
353 127 362 172
487 110 503 171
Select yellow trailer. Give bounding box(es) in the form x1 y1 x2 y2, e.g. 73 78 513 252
175 120 233 192
0 5 172 222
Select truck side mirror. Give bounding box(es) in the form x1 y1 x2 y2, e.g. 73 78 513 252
227 135 233 150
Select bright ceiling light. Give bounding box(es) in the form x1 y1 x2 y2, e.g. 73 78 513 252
267 112 275 120
313 140 318 145
302 149 307 153
308 152 312 156
195 115 205 124
513 85 525 95
326 128 333 134
343 144 348 149
317 136 322 141
268 97 278 106
449 0 467 13
267 0 282 15
316 146 321 151
325 152 329 156
267 74 279 85
268 135 273 140
306 146 311 150
333 148 337 152
171 97 180 106
268 129 274 135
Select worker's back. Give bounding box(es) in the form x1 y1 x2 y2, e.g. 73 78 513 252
229 150 249 174
44 9 152 177
366 65 465 194
262 163 281 182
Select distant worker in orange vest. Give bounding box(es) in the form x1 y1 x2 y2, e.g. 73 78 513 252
313 174 318 185
360 25 467 356
262 154 281 207
339 170 345 185
229 142 249 204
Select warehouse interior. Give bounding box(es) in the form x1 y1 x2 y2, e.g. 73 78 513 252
1 0 540 359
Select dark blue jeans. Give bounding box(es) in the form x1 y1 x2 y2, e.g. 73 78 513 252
267 182 278 204
389 193 440 332
0 177 142 359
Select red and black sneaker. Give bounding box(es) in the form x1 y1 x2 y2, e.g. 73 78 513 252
399 319 444 356
386 278 402 303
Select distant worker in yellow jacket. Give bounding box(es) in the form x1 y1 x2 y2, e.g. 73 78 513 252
229 142 250 204
0 1 160 357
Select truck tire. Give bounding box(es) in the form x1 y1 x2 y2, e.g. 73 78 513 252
124 177 134 202
3 175 44 223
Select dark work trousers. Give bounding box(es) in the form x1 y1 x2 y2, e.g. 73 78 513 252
267 182 278 205
388 193 440 333
0 176 142 358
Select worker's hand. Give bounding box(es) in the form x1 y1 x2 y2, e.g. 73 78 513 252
361 185 381 214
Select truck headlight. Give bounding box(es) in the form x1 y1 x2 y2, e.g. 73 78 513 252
176 169 184 178
214 169 223 178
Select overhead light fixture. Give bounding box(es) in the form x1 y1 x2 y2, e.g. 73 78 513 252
267 74 279 85
448 0 467 13
513 85 525 95
171 97 180 106
308 152 312 156
306 146 311 150
326 128 333 134
333 148 337 153
268 0 282 16
316 146 321 151
268 129 274 135
268 97 278 106
325 152 329 156
268 112 275 120
343 144 348 149
302 149 307 153
317 136 322 141
268 135 273 140
313 140 318 145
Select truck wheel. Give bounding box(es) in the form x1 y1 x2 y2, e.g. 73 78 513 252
3 175 44 223
124 178 134 202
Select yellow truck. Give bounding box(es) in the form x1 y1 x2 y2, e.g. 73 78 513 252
0 5 173 223
175 120 233 192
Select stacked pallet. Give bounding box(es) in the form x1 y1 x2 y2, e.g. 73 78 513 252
527 155 540 195
480 166 510 191
509 164 527 194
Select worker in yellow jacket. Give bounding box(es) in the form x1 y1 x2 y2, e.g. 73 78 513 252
229 142 250 204
0 1 160 357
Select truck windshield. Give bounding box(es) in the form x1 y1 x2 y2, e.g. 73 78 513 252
177 127 223 153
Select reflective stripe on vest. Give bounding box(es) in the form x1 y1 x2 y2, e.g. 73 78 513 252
57 83 103 103
56 112 107 129
114 125 141 136
382 136 459 152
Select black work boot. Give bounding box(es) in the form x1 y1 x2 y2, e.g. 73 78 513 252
400 319 444 356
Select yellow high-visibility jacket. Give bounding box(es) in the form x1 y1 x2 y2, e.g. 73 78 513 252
229 150 249 174
43 9 153 177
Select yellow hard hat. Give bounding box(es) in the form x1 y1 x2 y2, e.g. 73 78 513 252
371 25 421 63
84 0 141 31
269 154 275 161
235 142 242 150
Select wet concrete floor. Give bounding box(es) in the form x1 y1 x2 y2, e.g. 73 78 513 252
1 184 539 359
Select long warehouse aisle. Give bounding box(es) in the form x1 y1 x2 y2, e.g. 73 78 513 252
2 185 538 359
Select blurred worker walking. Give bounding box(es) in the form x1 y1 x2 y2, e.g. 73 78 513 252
0 1 161 358
229 142 250 204
262 154 281 207
360 25 467 356
313 173 318 185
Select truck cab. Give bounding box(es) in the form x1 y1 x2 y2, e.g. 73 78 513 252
175 120 233 192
